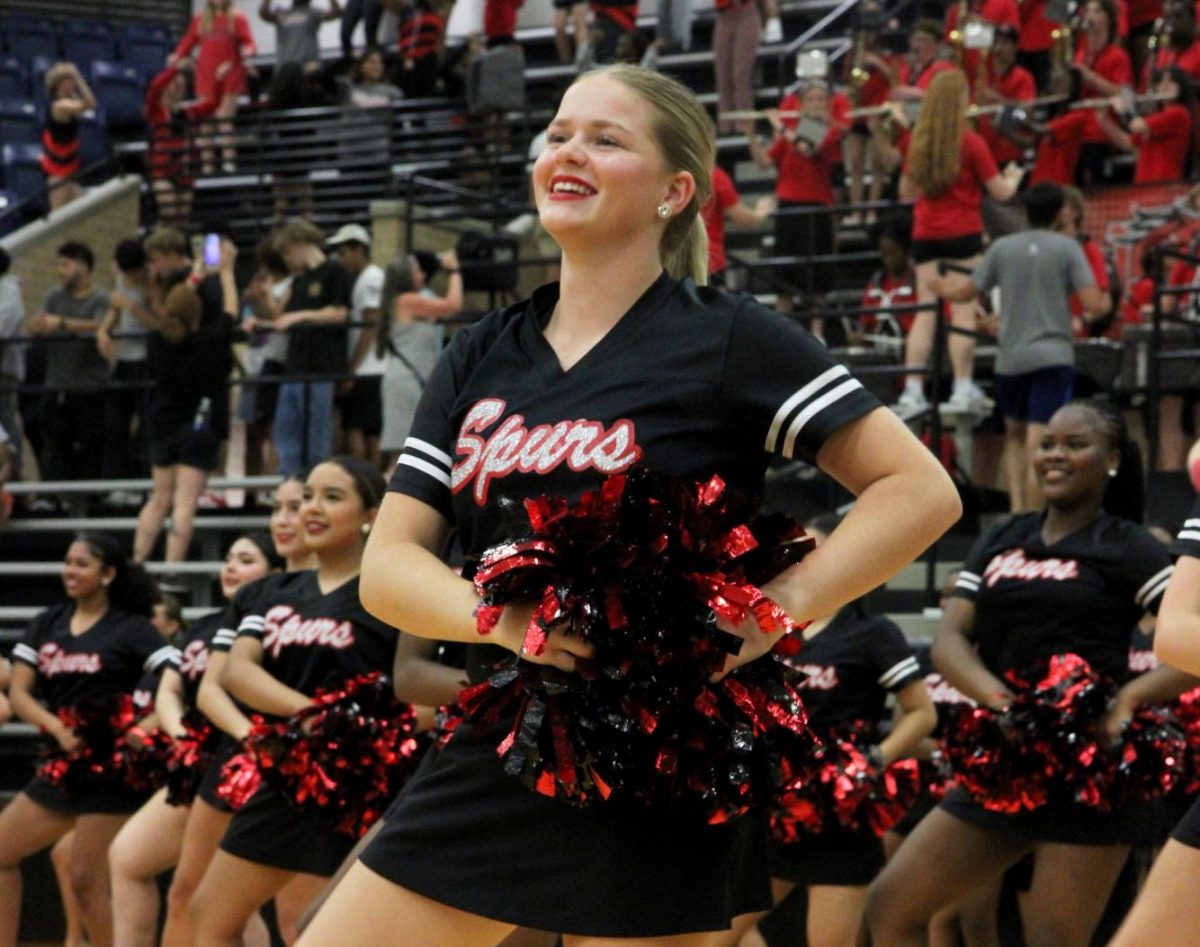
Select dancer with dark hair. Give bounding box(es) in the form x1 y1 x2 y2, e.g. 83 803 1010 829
299 64 960 947
108 533 283 947
0 534 173 947
868 398 1195 947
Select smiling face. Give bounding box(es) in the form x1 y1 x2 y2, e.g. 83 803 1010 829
61 540 113 602
270 479 308 563
219 537 273 601
1033 405 1118 508
532 74 679 253
300 463 374 556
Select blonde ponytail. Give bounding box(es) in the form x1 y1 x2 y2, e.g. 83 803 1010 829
662 215 709 285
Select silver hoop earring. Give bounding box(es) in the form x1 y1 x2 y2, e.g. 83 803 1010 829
656 202 672 219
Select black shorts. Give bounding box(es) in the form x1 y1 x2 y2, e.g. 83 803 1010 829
1171 795 1200 850
774 201 835 297
553 0 585 11
149 425 221 472
888 791 939 837
195 735 238 814
939 786 1150 846
994 365 1075 424
337 376 382 437
912 233 984 264
219 785 358 877
358 722 771 937
768 830 885 886
24 775 152 816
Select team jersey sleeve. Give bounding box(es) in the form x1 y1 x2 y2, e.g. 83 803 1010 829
122 616 178 675
952 519 1012 602
11 609 54 670
1173 496 1200 560
722 301 881 463
215 581 264 652
866 617 924 692
387 319 486 520
1125 527 1174 615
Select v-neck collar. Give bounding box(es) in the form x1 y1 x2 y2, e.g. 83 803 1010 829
523 272 676 384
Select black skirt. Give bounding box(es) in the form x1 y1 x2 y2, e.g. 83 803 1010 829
939 786 1151 846
195 735 239 814
359 722 772 937
24 775 151 816
219 785 358 877
768 830 886 887
1170 794 1200 850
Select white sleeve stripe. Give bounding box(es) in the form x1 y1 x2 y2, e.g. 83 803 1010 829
1141 576 1172 608
12 643 38 664
1177 530 1200 544
956 575 981 588
238 616 265 634
958 571 981 582
144 645 179 672
1136 565 1174 605
764 365 849 453
878 657 921 688
404 437 452 469
1184 519 1200 529
213 629 238 641
398 454 453 488
781 379 865 458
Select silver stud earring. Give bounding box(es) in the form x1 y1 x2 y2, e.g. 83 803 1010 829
656 202 671 219
361 522 371 535
1107 468 1118 478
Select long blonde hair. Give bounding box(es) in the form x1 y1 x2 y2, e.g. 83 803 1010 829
200 0 231 35
907 69 968 199
582 65 714 285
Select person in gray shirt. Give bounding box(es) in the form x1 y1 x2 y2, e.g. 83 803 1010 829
260 0 341 69
0 249 24 480
24 241 110 484
930 183 1110 512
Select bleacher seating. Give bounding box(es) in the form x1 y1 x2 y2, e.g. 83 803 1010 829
0 57 28 97
90 59 143 129
0 96 39 147
61 21 119 68
0 189 17 235
2 16 59 65
0 142 43 203
119 24 173 81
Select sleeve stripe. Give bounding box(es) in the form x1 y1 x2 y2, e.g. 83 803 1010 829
238 615 265 634
398 454 453 488
764 366 849 453
955 576 981 591
1184 518 1200 529
1177 530 1200 544
11 642 38 666
780 379 866 458
213 628 238 643
1140 574 1173 609
878 656 922 689
404 436 452 469
957 571 982 584
144 645 179 673
1136 565 1174 606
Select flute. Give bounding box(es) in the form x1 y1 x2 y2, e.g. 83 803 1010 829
1069 90 1173 110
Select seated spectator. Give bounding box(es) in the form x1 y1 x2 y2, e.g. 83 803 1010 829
328 223 385 469
341 47 404 106
1142 0 1200 86
397 0 449 98
589 0 640 63
700 163 775 288
24 241 110 488
0 248 24 484
259 0 342 72
237 241 292 479
751 79 843 317
859 215 919 345
1098 66 1194 182
1118 246 1158 333
272 221 352 476
40 63 97 212
377 248 462 466
145 64 219 226
891 20 956 101
943 0 1020 84
973 24 1038 166
133 240 237 573
97 239 154 501
1073 2 1135 152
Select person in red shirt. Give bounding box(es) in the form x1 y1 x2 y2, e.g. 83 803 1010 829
944 0 1020 83
751 80 843 316
397 0 447 97
893 20 958 101
974 24 1038 164
1074 0 1135 134
859 215 919 346
1019 0 1058 88
845 6 903 223
1144 0 1200 87
1055 185 1115 338
1098 66 1194 182
897 69 1022 417
700 165 775 287
1127 0 1164 80
144 66 220 226
170 0 257 174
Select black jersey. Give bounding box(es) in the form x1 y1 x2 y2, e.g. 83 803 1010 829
211 572 312 654
167 611 225 707
1173 496 1200 560
952 512 1174 681
783 605 923 728
236 571 398 695
387 276 879 679
12 605 176 711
